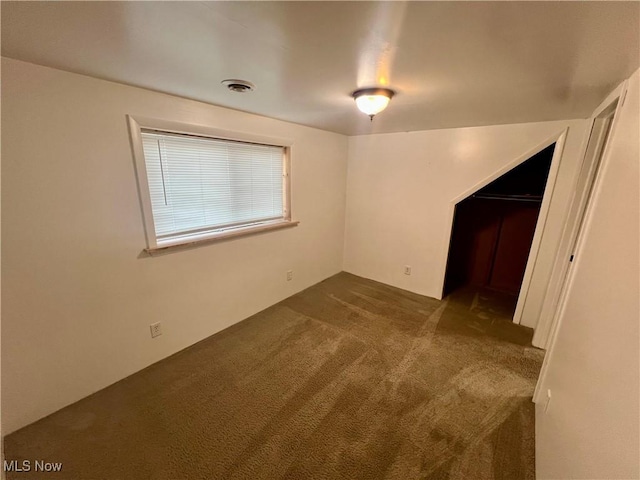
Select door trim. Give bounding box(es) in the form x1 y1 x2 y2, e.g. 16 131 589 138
533 80 628 403
511 130 568 325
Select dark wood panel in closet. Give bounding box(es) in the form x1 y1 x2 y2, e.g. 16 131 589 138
489 203 540 294
445 198 540 295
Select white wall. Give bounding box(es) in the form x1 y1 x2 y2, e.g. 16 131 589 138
344 119 589 329
535 70 640 479
1 58 349 434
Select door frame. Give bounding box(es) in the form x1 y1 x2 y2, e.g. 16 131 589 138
532 85 626 349
533 80 628 402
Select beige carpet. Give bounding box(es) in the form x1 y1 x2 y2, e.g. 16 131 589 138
5 272 544 479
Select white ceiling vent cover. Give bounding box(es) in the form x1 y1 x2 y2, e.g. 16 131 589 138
221 79 255 93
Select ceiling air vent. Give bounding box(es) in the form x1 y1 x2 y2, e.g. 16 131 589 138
221 79 255 93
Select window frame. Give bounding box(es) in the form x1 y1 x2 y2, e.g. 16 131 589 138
127 115 297 253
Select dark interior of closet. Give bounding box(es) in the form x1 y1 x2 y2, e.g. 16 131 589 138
443 144 556 313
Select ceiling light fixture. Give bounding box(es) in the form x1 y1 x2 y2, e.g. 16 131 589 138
352 87 395 121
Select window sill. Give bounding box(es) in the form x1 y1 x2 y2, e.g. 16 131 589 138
144 220 299 256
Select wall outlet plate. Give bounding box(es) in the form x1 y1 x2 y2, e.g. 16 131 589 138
286 270 293 281
150 322 162 338
404 265 412 275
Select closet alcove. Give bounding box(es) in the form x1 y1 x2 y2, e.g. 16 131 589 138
444 144 556 309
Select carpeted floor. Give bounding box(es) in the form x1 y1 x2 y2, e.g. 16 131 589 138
5 272 544 479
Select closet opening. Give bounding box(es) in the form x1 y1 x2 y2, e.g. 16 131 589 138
443 144 556 318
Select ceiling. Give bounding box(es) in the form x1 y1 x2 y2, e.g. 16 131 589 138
2 1 639 136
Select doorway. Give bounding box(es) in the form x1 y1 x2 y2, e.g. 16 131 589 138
532 99 619 348
443 144 555 317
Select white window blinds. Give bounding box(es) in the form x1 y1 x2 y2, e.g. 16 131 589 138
140 130 285 245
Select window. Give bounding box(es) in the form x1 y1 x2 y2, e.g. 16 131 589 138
128 117 297 251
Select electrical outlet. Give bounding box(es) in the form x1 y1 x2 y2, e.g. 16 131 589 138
150 322 162 338
404 265 412 275
286 270 293 281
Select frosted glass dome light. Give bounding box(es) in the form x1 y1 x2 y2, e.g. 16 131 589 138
352 88 395 119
